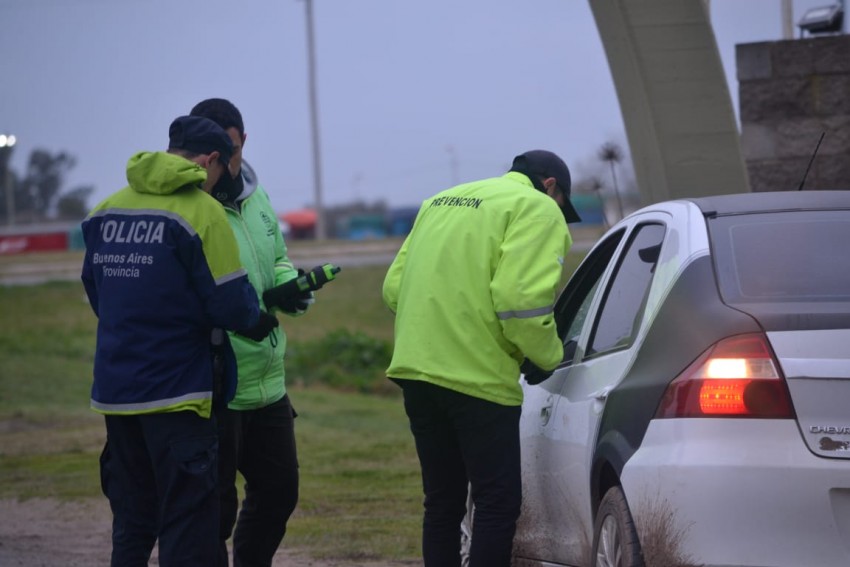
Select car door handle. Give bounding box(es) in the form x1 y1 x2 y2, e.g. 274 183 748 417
591 386 613 401
540 404 553 426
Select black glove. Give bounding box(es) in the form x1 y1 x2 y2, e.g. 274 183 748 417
520 358 554 385
279 289 314 315
236 311 279 342
263 270 315 314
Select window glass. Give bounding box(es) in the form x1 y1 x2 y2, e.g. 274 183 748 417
710 211 850 302
588 224 665 356
553 229 624 366
563 279 600 345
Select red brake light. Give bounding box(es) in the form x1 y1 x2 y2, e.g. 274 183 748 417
655 333 795 419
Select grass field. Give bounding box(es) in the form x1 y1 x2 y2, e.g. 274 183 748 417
0 269 422 561
0 249 585 561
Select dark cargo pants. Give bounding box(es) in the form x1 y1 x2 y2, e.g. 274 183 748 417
100 411 219 567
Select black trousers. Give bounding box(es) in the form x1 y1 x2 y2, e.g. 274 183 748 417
100 411 219 567
393 379 522 567
217 395 299 567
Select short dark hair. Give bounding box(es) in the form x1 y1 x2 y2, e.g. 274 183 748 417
190 98 244 137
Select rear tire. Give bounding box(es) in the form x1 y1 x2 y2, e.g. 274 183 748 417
591 486 644 567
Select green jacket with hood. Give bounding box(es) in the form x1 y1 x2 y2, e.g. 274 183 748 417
383 172 572 406
223 162 301 410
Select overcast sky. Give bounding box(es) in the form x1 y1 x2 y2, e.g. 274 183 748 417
0 0 835 214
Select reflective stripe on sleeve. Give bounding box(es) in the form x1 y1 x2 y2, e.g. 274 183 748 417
496 305 553 320
215 268 248 286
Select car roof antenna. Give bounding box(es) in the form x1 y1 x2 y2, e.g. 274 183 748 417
797 132 825 191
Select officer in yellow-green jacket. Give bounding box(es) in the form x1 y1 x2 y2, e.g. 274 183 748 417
383 150 581 567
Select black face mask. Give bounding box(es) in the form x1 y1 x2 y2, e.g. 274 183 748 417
211 167 244 204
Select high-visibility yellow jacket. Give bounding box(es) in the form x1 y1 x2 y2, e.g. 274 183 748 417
383 171 572 406
82 151 260 418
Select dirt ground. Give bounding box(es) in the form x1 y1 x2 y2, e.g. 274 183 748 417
0 498 420 567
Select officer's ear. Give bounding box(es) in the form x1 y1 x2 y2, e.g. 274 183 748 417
206 152 221 170
542 177 564 206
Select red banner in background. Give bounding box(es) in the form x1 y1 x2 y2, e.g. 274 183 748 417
0 233 68 255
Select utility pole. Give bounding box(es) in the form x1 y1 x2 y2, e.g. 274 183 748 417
781 0 793 39
446 145 459 186
303 0 326 240
0 134 16 226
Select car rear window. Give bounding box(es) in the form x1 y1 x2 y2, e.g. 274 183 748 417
709 210 850 303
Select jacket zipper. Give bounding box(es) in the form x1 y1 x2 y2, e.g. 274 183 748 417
227 202 277 405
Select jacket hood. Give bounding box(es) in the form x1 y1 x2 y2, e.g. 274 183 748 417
236 160 259 202
126 151 207 196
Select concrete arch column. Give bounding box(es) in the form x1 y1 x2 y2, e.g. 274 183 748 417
590 0 751 203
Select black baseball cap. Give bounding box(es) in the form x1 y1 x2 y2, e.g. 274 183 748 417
168 115 233 167
511 149 581 223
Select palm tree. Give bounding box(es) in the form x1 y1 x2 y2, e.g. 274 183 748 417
574 175 609 229
598 142 625 221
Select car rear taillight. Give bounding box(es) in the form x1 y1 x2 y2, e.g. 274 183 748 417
655 333 795 419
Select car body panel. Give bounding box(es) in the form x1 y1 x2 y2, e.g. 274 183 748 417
769 329 850 459
515 191 850 567
519 204 711 564
622 419 850 566
688 189 850 216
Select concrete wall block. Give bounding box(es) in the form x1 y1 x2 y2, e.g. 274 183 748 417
774 118 834 158
821 115 850 154
736 42 772 81
739 37 850 193
749 155 850 192
746 157 810 192
772 40 815 78
813 36 850 75
739 78 812 121
815 75 850 115
740 123 777 160
809 154 850 190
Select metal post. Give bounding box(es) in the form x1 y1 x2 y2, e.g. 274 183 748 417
781 0 793 39
4 167 13 227
0 135 15 226
303 0 326 240
446 145 459 186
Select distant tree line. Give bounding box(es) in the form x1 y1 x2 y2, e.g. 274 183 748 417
0 147 93 224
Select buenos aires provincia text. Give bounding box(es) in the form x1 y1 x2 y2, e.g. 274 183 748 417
94 218 163 279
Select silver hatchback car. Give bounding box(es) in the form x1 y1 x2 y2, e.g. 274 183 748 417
466 191 850 567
